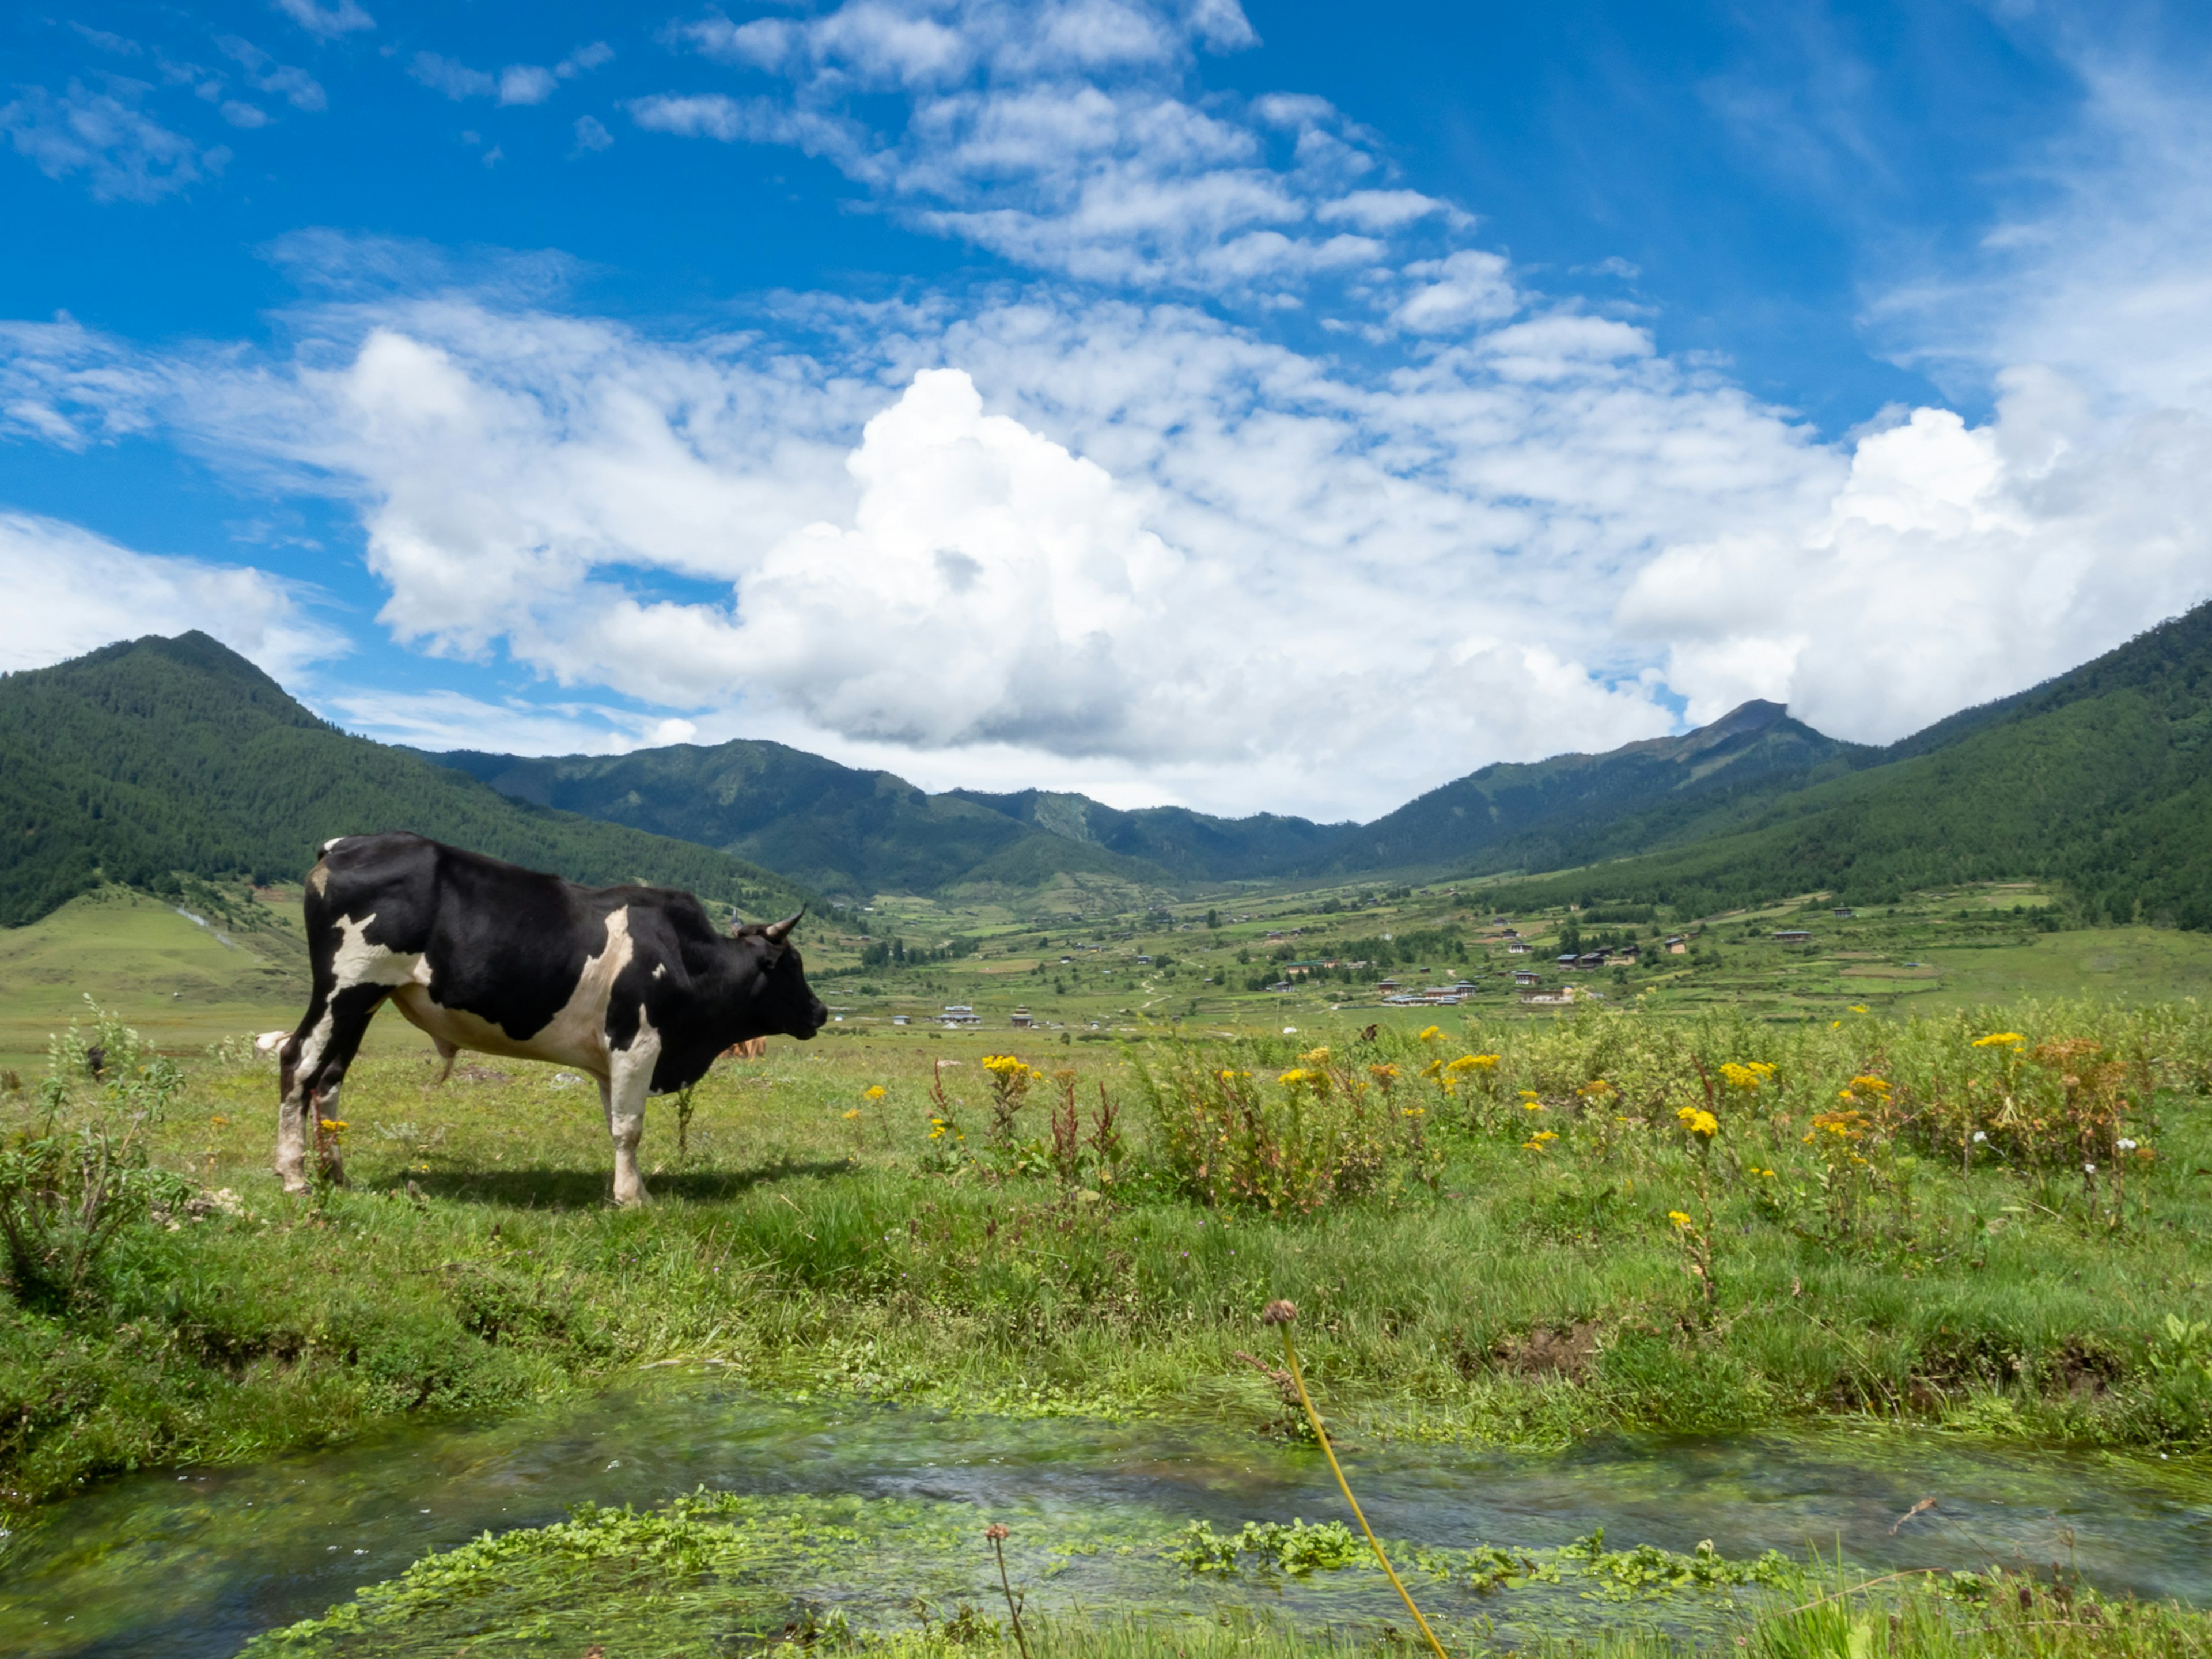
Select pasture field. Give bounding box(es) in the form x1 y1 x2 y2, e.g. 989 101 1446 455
3 994 2209 1522
11 875 2212 1078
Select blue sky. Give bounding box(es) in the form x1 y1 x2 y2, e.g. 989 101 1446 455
3 0 2210 820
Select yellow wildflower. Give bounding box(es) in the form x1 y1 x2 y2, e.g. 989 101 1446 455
1972 1032 2024 1048
1849 1005 1868 1014
1418 1025 1444 1041
1446 1053 1497 1073
863 1085 887 1100
1277 1067 1312 1086
1717 1060 1777 1092
1369 1063 1400 1082
1300 1045 1331 1065
1667 1210 1693 1228
1675 1105 1718 1137
981 1054 1035 1077
1521 1130 1559 1150
317 1118 347 1133
842 1109 862 1120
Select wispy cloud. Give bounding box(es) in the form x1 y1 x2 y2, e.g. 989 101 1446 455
0 78 227 203
271 0 375 41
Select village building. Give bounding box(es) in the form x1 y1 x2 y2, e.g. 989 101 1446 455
1513 969 1540 986
1773 929 1813 944
1507 940 1530 955
1832 907 1856 919
1665 935 1688 953
938 1006 982 1027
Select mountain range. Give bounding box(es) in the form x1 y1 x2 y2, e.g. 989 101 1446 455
431 695 1857 898
5 603 2212 929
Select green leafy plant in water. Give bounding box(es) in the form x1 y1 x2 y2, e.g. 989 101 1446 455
1166 1518 1363 1576
0 997 192 1310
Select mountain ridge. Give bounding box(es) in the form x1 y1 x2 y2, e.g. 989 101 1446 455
0 634 809 929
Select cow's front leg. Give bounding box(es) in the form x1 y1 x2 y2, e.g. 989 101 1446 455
605 1060 652 1206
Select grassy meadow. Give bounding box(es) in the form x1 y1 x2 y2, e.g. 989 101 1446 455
4 986 2210 1510
6 877 2212 1653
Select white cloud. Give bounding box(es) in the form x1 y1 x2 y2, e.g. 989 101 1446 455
0 512 343 679
1393 251 1518 333
572 115 613 154
0 79 225 203
221 101 269 128
216 37 327 112
411 43 614 108
498 66 557 107
645 0 1453 300
323 687 700 756
272 0 374 40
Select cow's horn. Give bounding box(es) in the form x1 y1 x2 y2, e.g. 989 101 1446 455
761 907 805 944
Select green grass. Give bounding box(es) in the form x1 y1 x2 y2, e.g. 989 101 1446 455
0 884 308 1070
3 995 2210 1513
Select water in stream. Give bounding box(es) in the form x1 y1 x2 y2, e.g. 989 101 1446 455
5 1374 2207 1657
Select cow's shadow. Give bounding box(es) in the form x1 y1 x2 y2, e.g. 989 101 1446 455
395 1154 853 1210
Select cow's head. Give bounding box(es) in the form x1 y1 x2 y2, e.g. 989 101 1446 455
732 908 830 1040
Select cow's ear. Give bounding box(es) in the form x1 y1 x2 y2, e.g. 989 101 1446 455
761 907 805 945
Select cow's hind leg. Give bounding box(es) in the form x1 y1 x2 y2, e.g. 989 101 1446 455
277 983 386 1192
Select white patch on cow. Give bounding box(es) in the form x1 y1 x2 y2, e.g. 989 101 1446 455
390 905 637 1075
331 912 425 990
652 963 667 981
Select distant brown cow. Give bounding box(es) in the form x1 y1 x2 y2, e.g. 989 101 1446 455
722 1037 768 1060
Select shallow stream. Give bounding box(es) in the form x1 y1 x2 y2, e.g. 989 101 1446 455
5 1376 2209 1656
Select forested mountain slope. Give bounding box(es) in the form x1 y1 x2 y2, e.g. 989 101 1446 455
1324 699 1868 876
0 634 805 928
1478 602 2212 927
438 700 1855 895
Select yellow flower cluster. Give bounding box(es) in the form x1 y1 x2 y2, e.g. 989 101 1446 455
1522 1130 1559 1151
981 1054 1037 1078
1369 1063 1400 1082
1277 1067 1314 1086
1300 1045 1332 1065
1417 1025 1444 1042
1717 1060 1777 1092
1972 1032 2025 1049
927 1116 963 1141
842 1108 862 1120
1667 1210 1694 1228
862 1085 887 1100
1446 1053 1498 1073
317 1118 348 1133
1577 1078 1617 1100
1676 1105 1718 1137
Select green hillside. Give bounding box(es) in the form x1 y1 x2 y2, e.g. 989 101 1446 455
434 699 1861 897
0 634 808 928
1475 603 2212 926
1324 698 1866 875
432 739 1052 894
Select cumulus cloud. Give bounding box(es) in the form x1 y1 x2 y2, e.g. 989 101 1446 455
0 511 343 679
0 79 227 203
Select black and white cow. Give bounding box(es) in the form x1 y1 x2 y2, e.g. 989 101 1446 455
276 832 828 1203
